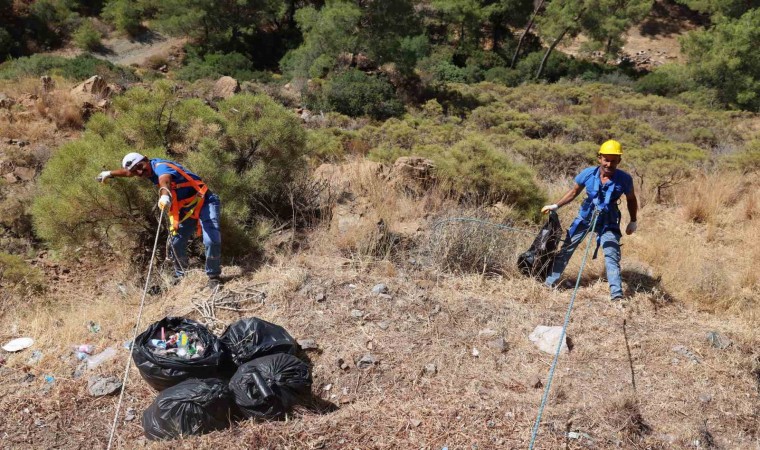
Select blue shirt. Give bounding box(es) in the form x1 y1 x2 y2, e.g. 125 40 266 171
574 166 633 230
149 158 204 202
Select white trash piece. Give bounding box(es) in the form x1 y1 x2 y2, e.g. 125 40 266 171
3 337 34 352
87 347 117 370
529 325 568 355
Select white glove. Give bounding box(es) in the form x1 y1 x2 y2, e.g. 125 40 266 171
158 194 171 211
626 221 637 235
96 171 112 183
541 204 559 214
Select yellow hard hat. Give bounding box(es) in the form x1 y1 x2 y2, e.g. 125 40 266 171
599 140 622 155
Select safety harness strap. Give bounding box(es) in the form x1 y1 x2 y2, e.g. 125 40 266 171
155 162 208 236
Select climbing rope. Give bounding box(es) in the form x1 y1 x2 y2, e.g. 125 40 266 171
528 209 600 450
106 209 165 450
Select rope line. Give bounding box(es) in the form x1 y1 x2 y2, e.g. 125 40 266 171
106 209 165 450
528 209 600 450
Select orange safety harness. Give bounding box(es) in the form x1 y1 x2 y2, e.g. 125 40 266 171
155 162 208 236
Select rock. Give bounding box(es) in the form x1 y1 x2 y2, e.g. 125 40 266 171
410 418 422 427
423 363 437 377
87 375 122 397
356 354 377 369
699 393 712 404
158 65 168 73
124 407 136 422
471 348 480 357
528 375 543 389
13 167 35 181
378 293 393 300
487 337 507 353
706 331 731 349
3 173 18 184
0 92 14 108
371 283 389 294
337 358 350 371
351 309 364 318
314 291 326 302
71 75 111 99
529 325 568 355
298 339 318 351
672 345 700 363
376 321 390 330
212 76 240 99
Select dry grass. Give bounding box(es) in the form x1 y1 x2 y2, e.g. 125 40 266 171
1 161 759 449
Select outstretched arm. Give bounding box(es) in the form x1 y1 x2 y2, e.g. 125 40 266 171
97 168 136 182
542 184 584 213
625 186 638 235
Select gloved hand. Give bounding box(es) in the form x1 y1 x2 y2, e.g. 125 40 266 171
158 194 171 211
541 204 559 214
96 171 112 183
626 221 637 235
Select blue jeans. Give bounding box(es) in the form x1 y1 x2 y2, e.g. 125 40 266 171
544 221 623 299
170 193 222 279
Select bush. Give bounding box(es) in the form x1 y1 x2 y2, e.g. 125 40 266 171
32 83 308 262
72 20 102 52
310 69 404 120
721 140 760 173
177 51 270 82
634 64 694 97
0 54 137 82
0 252 46 294
102 0 143 36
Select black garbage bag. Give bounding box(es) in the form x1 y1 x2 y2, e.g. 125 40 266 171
219 317 298 367
142 378 233 441
133 317 225 391
229 353 312 420
517 211 563 279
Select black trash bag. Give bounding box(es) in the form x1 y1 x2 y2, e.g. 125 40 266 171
219 317 298 367
229 353 312 420
517 211 563 279
133 317 225 391
142 378 233 441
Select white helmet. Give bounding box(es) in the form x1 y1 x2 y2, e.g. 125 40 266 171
121 152 146 171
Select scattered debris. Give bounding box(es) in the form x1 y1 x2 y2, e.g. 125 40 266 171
87 321 101 333
423 363 437 377
487 337 507 353
410 418 422 427
706 331 731 350
314 291 326 302
672 345 701 363
73 344 95 360
351 309 364 318
376 321 390 330
125 407 136 422
529 326 568 355
567 431 593 441
298 339 318 351
698 393 712 404
44 375 55 384
28 350 43 365
478 329 498 338
87 347 117 370
378 293 393 300
323 384 332 391
2 337 34 352
338 358 350 371
88 375 122 397
471 348 480 357
148 329 206 360
357 354 377 369
371 283 389 294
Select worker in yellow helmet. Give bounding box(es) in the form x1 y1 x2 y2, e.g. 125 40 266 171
540 140 638 302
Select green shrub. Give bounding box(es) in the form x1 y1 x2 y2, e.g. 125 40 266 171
72 20 102 52
177 51 270 82
626 141 708 203
0 252 46 294
312 69 404 120
32 83 308 262
721 140 760 173
0 54 137 82
102 0 143 36
634 64 694 97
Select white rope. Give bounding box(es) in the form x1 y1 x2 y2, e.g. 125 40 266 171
106 209 165 450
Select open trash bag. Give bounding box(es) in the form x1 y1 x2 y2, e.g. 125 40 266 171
517 211 563 279
142 378 233 440
220 317 298 367
229 353 312 419
133 317 225 391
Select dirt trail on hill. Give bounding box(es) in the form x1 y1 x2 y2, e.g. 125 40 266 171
95 30 186 67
